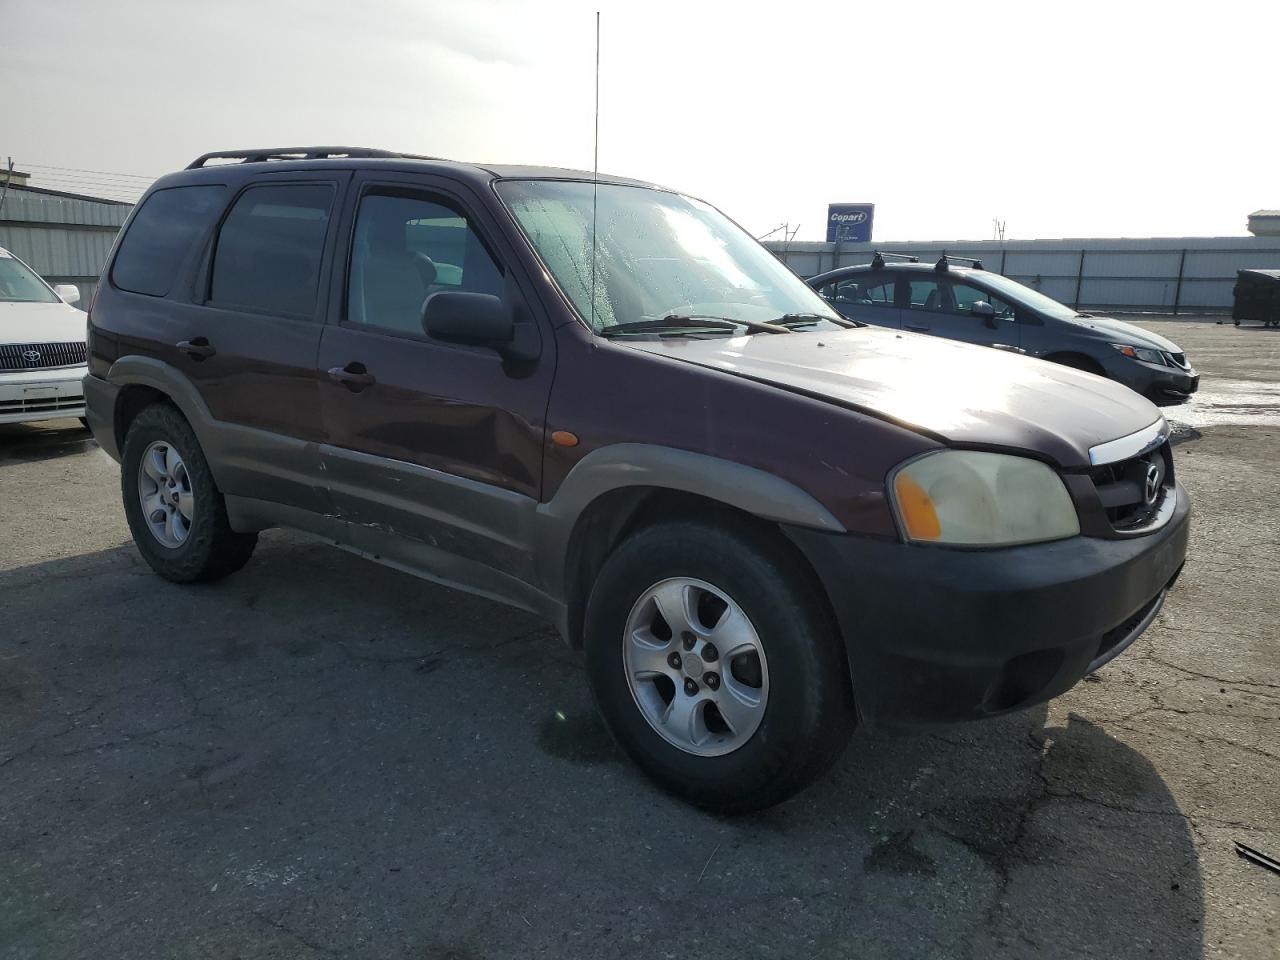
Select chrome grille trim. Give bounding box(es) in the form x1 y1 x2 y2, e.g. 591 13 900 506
0 341 88 372
1088 418 1169 467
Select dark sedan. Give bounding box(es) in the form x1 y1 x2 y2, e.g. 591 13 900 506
808 257 1199 405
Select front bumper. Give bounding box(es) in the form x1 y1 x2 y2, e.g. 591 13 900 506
0 365 87 424
1119 361 1199 405
785 482 1191 727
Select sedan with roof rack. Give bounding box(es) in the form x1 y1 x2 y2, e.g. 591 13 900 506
808 254 1199 405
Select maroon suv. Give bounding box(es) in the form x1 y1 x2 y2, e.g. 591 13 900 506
83 147 1189 811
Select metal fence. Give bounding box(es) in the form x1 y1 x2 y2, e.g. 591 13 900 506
764 237 1280 313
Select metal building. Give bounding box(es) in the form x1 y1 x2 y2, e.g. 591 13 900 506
765 235 1280 313
0 175 132 309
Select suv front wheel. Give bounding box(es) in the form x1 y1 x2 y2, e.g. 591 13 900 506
121 402 257 583
584 520 855 813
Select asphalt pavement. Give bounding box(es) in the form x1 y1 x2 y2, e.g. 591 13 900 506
1 319 1276 959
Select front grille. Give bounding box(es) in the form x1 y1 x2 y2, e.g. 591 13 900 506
1090 441 1174 532
0 342 88 372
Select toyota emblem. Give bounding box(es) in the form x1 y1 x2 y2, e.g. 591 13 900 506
22 349 41 364
1144 463 1161 506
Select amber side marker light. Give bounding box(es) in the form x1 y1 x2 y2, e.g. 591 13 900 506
893 472 941 541
551 430 580 448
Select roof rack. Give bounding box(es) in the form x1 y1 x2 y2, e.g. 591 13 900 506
870 251 920 269
185 146 436 169
934 254 984 272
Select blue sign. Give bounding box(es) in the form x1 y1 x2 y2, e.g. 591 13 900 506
826 203 875 243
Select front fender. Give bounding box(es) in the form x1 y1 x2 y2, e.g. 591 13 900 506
532 442 845 599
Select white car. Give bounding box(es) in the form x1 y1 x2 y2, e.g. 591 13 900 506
0 246 88 426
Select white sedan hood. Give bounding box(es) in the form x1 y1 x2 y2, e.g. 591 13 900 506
0 301 87 345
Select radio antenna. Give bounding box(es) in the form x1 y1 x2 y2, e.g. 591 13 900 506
590 11 600 331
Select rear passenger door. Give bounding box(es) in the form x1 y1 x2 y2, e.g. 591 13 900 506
174 173 348 511
816 275 902 328
315 173 555 585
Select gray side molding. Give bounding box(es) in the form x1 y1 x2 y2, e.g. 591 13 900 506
533 443 846 597
107 355 216 436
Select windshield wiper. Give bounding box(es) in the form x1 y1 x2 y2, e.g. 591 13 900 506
769 312 861 329
599 315 792 338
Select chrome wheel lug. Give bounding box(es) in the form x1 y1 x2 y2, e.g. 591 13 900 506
705 672 720 690
703 643 718 662
684 678 699 696
681 632 696 651
667 652 682 670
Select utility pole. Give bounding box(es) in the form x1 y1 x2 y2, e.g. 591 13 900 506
0 158 14 219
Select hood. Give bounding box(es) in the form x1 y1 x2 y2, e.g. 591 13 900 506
1064 313 1181 352
0 300 88 345
625 327 1162 469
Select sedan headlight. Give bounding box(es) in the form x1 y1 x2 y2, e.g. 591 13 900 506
890 451 1080 546
1111 343 1165 365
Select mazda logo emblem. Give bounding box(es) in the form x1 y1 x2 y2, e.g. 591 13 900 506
22 349 41 363
1144 463 1161 506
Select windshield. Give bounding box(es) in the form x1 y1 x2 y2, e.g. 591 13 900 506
975 272 1080 321
0 251 60 304
496 180 840 332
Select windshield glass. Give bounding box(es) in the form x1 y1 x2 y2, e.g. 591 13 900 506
496 180 840 332
0 251 60 304
975 272 1079 320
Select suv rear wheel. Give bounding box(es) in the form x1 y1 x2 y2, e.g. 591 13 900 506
584 520 855 812
121 403 257 582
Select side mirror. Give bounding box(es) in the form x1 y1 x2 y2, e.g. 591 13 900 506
971 300 998 328
423 291 513 347
53 284 81 306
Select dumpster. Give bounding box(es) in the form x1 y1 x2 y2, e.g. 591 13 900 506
1232 269 1280 328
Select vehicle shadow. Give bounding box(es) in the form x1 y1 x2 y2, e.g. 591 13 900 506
0 534 1205 960
0 419 95 466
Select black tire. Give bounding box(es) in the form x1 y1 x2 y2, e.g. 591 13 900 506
584 519 855 813
121 402 257 583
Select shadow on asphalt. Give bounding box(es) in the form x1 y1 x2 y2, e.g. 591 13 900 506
0 419 95 466
0 533 1206 958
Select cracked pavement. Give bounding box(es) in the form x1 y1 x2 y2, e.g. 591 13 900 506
1 319 1277 959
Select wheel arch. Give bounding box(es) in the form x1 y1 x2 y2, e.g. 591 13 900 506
1044 351 1106 376
536 444 846 647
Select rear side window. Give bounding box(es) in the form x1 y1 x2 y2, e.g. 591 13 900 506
210 183 335 317
111 185 227 297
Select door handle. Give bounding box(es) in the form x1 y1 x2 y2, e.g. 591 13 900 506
903 323 930 333
327 363 376 391
176 337 216 360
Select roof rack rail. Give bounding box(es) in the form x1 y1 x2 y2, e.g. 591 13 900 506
934 254 984 272
870 251 920 269
186 146 415 169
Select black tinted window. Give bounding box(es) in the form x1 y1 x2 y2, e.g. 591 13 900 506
112 185 226 297
210 183 335 317
348 190 503 334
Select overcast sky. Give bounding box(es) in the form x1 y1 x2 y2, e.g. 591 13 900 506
3 0 1275 242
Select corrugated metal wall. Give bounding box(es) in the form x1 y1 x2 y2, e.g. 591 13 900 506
764 237 1280 312
0 186 132 309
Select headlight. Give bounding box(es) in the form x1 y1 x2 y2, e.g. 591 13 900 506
1111 343 1165 365
890 451 1080 546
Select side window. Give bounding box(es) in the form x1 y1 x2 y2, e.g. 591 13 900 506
347 189 504 335
112 185 227 297
209 183 335 317
950 282 1015 319
819 277 895 306
906 279 943 311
